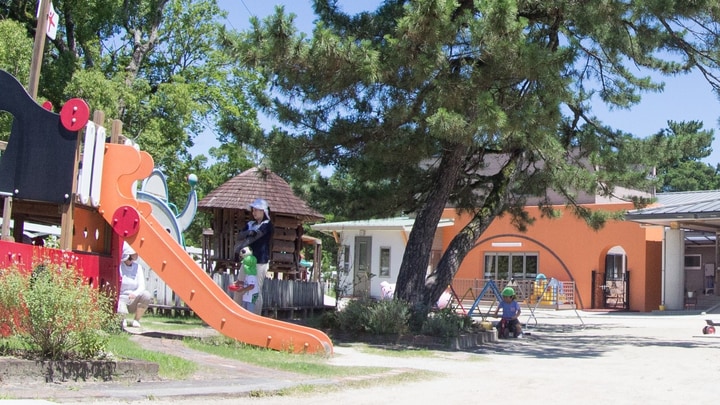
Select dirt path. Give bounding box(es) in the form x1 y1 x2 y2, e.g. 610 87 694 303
242 311 720 405
6 310 720 404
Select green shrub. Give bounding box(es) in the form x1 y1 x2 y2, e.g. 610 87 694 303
336 299 372 334
367 299 410 335
407 302 433 332
333 299 470 339
315 309 340 330
336 299 411 335
420 308 472 338
0 263 116 360
0 267 28 337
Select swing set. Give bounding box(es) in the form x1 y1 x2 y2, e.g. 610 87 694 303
447 277 584 328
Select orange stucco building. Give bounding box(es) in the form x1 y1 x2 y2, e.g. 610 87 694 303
445 202 665 312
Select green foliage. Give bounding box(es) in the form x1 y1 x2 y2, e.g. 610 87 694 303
336 299 372 334
0 19 32 84
0 334 29 356
335 299 471 337
2 0 269 243
0 267 28 336
0 18 33 140
407 303 434 333
238 0 720 312
315 309 340 330
366 299 410 335
648 121 720 192
0 263 115 360
420 308 473 338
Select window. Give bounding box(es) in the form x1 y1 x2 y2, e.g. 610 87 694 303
484 252 538 280
605 253 626 280
341 245 351 273
685 254 701 269
379 247 391 277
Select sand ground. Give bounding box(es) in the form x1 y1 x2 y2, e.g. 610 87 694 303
4 309 720 404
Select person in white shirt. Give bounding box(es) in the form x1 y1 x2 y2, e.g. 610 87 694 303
117 243 152 329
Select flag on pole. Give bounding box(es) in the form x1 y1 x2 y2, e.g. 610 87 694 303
36 0 59 40
46 2 58 40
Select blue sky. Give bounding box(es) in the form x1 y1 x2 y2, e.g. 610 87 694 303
205 1 720 166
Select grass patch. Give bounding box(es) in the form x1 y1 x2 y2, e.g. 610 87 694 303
185 336 385 378
107 313 449 397
138 313 206 331
183 336 441 397
106 334 197 380
354 344 436 358
273 369 437 397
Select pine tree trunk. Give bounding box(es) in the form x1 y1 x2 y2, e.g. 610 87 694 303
400 152 520 317
395 142 467 306
424 200 504 309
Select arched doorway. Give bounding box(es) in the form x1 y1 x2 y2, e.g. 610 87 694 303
597 246 629 309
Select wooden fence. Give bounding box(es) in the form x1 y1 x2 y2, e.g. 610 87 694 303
145 269 329 317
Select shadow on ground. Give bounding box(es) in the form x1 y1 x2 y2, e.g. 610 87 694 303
470 323 720 359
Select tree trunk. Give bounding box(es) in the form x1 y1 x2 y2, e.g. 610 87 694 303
395 142 467 305
423 192 507 309
412 153 520 315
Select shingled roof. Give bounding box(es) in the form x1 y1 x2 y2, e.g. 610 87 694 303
198 167 324 222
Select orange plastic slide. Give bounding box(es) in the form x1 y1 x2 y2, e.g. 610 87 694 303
98 143 333 354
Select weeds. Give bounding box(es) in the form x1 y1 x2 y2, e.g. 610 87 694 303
0 262 115 360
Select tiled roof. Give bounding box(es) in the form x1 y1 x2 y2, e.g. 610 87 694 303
198 167 324 222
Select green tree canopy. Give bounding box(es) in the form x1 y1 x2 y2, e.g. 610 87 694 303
0 0 270 245
649 120 720 192
237 0 720 313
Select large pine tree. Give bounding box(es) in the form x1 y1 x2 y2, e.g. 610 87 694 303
238 0 720 314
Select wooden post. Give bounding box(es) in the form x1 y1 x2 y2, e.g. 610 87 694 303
28 0 50 99
111 119 123 144
312 242 323 282
1 194 13 241
12 216 25 243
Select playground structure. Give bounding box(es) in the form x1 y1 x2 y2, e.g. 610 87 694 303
449 275 584 328
0 68 332 354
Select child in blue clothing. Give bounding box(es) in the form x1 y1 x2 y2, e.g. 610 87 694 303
493 286 523 338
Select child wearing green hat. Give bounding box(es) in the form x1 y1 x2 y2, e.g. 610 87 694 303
493 286 523 338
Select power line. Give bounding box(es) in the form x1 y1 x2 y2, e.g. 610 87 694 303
239 0 254 18
219 0 255 30
221 0 254 31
